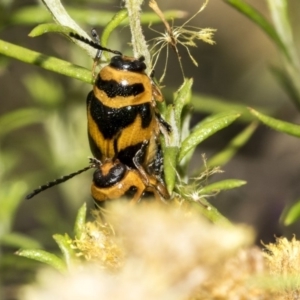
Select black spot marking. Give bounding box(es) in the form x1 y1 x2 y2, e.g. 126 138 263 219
93 163 126 188
96 77 144 98
109 56 146 72
87 92 153 140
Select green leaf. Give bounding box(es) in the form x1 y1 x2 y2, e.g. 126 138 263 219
10 6 185 26
0 39 92 84
23 74 64 106
29 23 74 37
224 0 288 60
178 111 241 162
101 10 128 48
267 0 298 64
207 122 258 168
191 93 258 122
0 108 46 138
53 234 78 269
173 78 193 130
266 1 300 110
1 233 42 249
250 108 300 137
74 203 87 239
16 249 66 272
10 6 52 24
200 179 247 195
281 199 300 226
0 181 27 234
165 104 179 147
189 200 232 226
164 146 179 195
270 65 300 110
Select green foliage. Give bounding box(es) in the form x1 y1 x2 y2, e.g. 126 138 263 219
250 108 300 138
178 111 241 163
0 0 250 254
224 0 300 224
249 108 300 225
225 0 300 108
16 204 86 272
17 249 67 273
281 200 300 226
3 0 300 295
29 23 76 38
0 39 92 83
73 203 87 239
10 5 183 27
206 122 258 168
200 179 247 194
225 0 287 57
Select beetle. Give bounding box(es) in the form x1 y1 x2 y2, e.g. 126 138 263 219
91 145 169 204
70 30 171 199
26 150 169 204
26 30 171 203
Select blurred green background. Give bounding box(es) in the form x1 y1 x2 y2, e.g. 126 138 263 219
1 0 300 298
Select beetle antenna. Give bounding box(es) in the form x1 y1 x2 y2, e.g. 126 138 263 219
69 32 122 56
26 164 93 200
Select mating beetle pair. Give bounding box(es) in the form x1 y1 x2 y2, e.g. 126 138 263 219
27 30 171 205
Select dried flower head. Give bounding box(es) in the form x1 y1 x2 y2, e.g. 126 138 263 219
105 201 254 300
19 202 254 300
262 236 300 298
192 247 268 300
149 0 216 82
72 211 124 271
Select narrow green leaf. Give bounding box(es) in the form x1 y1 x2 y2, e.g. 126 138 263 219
250 108 300 137
0 181 27 233
270 65 300 110
74 203 87 239
164 146 179 195
173 78 193 130
162 102 181 194
207 122 258 168
0 39 92 84
0 108 46 138
41 0 89 41
29 23 74 37
224 0 289 60
10 6 185 26
53 234 78 269
1 233 42 249
178 112 240 162
200 179 247 195
10 6 52 24
281 200 300 226
23 74 64 106
267 0 299 66
165 104 179 147
189 201 232 226
101 10 128 48
191 93 256 122
16 249 66 272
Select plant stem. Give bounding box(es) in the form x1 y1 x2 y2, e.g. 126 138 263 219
124 0 151 72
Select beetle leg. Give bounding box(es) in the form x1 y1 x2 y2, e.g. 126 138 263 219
133 141 151 186
155 112 172 133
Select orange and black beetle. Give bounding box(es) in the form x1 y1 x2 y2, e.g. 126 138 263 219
71 30 171 203
26 30 171 204
87 55 164 166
